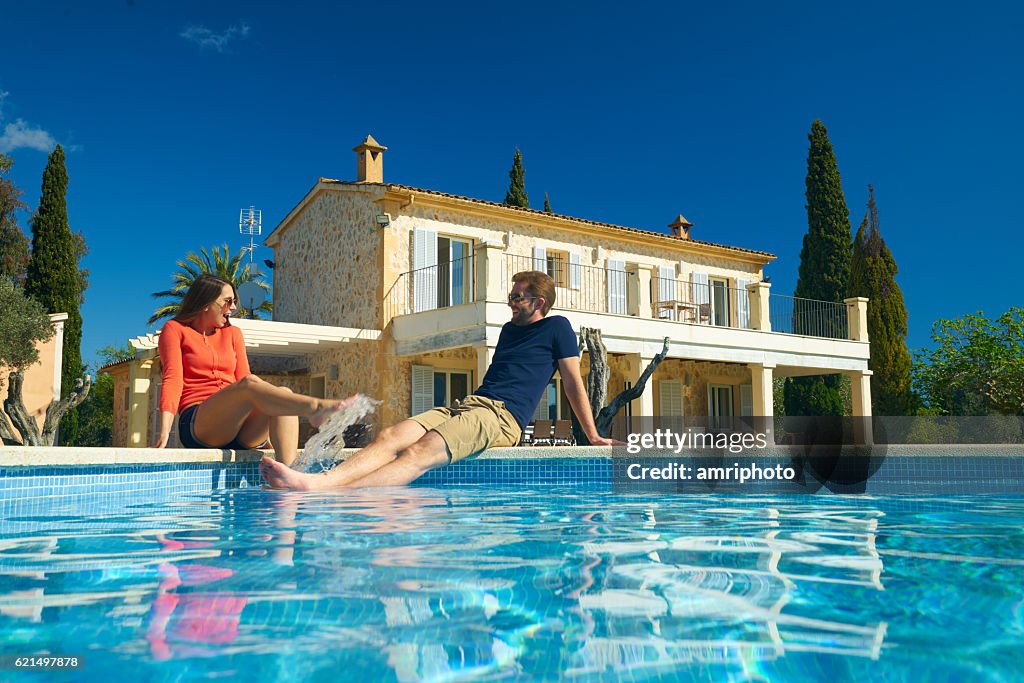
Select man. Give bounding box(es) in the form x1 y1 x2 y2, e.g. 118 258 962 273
260 270 614 490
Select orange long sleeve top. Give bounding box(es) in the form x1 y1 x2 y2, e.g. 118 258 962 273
157 319 251 414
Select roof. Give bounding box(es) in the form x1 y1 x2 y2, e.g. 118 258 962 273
315 180 775 260
97 358 132 374
129 318 381 357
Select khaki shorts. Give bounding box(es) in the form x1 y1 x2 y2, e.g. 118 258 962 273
410 395 523 463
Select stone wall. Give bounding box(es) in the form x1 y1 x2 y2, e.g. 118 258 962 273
271 185 383 329
655 359 752 416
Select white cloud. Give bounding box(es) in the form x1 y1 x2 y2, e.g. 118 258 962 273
0 91 58 154
180 23 251 53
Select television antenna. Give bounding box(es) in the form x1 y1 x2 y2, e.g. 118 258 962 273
239 206 262 267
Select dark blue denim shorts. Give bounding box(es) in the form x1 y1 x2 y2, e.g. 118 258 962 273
178 404 269 450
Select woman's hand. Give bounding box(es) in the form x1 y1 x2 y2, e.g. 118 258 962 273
150 411 175 448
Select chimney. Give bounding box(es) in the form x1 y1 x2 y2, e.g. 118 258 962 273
353 134 387 183
668 214 693 239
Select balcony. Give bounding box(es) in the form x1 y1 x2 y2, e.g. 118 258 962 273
383 248 861 343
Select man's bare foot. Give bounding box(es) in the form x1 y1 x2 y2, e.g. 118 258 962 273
260 456 322 490
309 394 361 429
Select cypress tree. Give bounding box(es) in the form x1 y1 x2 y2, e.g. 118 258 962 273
543 192 552 213
24 145 83 444
784 120 853 416
849 185 912 415
503 149 529 208
0 153 30 283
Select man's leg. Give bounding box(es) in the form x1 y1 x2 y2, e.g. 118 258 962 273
342 431 451 487
260 419 428 490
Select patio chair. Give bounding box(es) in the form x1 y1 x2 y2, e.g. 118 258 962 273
550 420 576 446
531 419 554 446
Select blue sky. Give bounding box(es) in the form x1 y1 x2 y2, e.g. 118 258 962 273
3 1 1022 370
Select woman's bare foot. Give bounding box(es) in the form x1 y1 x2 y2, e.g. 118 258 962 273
309 394 361 429
260 456 322 490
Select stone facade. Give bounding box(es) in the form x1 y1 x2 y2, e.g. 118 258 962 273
654 358 752 416
271 185 383 329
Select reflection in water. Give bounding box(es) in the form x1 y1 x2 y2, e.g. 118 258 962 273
0 489 1022 681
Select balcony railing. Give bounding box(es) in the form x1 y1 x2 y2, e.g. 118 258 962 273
383 253 477 319
504 253 636 315
383 249 856 342
651 277 752 328
769 293 849 339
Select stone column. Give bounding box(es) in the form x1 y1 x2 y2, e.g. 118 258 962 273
626 266 653 319
475 241 506 303
127 357 154 448
747 282 771 331
474 344 496 388
849 369 874 444
844 297 870 342
621 353 655 416
748 362 775 442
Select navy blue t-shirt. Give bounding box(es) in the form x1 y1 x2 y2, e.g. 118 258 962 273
475 315 580 429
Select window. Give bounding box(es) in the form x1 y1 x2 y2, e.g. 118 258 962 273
707 384 734 429
543 249 569 287
412 365 471 415
659 380 685 417
530 377 572 422
437 236 473 307
412 228 474 312
532 247 582 291
710 278 730 326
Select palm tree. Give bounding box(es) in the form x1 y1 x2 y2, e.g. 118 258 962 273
149 245 272 324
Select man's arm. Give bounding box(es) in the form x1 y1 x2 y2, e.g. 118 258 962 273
557 356 615 446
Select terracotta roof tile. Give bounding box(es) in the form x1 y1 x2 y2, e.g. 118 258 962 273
319 179 775 260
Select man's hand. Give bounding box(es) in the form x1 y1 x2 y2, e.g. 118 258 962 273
585 434 624 447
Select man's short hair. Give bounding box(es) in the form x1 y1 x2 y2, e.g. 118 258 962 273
512 270 556 315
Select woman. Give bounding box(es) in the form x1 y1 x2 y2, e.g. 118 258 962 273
151 274 353 465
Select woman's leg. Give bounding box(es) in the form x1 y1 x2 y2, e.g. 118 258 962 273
232 387 300 465
193 375 351 449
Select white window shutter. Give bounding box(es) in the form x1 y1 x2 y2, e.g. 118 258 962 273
737 279 752 329
659 380 684 416
413 227 438 312
533 246 547 271
740 384 753 417
692 272 710 323
569 252 582 289
531 384 551 421
606 258 627 315
411 365 435 416
692 272 710 305
657 266 675 304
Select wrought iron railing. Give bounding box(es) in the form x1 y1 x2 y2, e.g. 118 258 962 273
769 293 849 340
383 253 477 319
383 250 852 341
504 253 636 315
651 277 754 328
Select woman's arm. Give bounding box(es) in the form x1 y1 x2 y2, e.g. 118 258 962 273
153 323 184 448
151 411 174 448
232 326 251 380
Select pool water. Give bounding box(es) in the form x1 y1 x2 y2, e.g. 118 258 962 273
1 484 1023 681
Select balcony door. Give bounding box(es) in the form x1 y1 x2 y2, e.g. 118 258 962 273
413 228 473 312
710 278 730 326
707 383 733 429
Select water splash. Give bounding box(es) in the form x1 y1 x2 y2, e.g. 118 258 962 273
293 395 382 473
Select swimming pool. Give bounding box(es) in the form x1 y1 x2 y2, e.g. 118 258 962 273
1 461 1023 681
